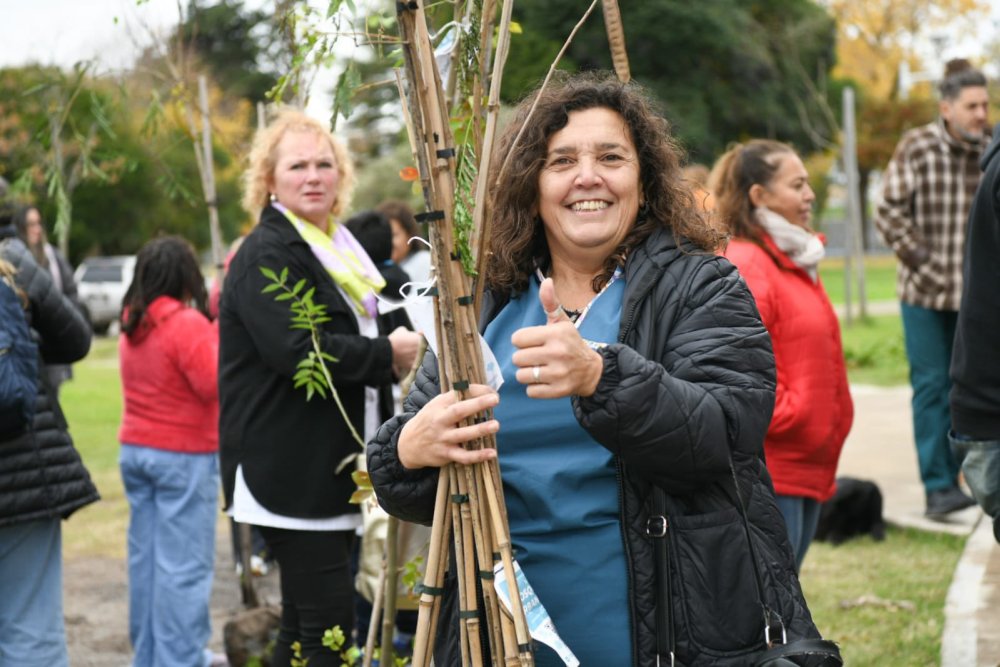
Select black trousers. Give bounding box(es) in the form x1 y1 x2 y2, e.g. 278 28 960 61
258 527 356 667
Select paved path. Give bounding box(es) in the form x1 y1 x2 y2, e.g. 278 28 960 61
837 384 999 666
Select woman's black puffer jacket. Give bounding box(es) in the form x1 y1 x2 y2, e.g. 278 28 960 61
367 227 821 666
0 234 98 527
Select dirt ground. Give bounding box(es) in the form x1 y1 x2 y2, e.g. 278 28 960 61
64 524 281 666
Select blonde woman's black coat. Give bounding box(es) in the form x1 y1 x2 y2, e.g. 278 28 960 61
219 206 396 519
367 226 821 666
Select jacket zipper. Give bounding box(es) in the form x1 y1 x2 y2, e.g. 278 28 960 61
614 252 662 667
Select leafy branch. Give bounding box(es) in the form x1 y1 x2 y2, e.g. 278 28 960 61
259 266 364 449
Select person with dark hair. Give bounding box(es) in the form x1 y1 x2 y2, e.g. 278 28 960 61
345 209 412 302
950 123 1000 544
13 205 80 395
376 199 432 283
220 109 421 666
712 139 853 570
0 202 96 667
875 58 990 519
118 236 224 667
368 72 826 666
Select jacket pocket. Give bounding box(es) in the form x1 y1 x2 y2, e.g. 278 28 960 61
669 506 763 654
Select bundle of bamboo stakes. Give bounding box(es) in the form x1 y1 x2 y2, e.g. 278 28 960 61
386 1 630 665
393 2 532 665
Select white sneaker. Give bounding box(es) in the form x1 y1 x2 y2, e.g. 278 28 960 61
250 554 269 576
235 554 270 577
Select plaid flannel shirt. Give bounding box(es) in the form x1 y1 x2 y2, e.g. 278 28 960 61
875 118 990 311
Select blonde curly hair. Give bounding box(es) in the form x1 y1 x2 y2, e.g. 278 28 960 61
241 108 356 222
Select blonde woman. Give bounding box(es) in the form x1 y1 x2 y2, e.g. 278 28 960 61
219 110 421 665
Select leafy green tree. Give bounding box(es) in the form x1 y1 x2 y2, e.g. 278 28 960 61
502 0 839 162
178 0 280 104
0 65 125 259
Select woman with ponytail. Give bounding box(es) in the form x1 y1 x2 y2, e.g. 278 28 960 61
711 140 853 570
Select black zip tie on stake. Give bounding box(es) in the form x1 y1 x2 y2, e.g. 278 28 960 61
415 210 445 224
478 570 494 580
451 494 469 504
414 583 445 596
518 643 533 653
450 250 462 261
456 295 474 306
436 147 456 159
453 380 470 391
421 286 439 297
459 610 479 619
396 1 418 12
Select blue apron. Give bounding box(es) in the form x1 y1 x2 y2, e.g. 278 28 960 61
484 276 631 666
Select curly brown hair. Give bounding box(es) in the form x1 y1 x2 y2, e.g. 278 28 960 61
485 71 720 294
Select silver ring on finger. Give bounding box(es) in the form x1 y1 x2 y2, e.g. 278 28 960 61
532 365 541 383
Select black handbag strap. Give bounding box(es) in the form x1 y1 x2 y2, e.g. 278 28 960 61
649 485 674 666
728 458 786 647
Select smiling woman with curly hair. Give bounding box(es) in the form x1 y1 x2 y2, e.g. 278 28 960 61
368 71 830 666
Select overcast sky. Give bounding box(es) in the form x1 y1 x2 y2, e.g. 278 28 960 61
0 0 339 116
3 1 999 101
1 0 182 71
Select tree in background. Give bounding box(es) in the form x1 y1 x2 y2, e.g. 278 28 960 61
178 0 280 105
0 64 127 260
826 0 986 246
501 0 840 162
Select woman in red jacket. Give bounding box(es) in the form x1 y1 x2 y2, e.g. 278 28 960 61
712 140 854 570
118 236 223 666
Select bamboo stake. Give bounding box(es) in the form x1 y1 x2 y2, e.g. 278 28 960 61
396 2 534 665
363 561 386 667
379 514 401 667
470 0 515 315
601 0 630 83
410 468 452 667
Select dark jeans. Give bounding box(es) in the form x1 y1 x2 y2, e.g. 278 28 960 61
900 303 961 493
258 527 356 667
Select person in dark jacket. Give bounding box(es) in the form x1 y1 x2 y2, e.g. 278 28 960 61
950 125 1000 544
367 72 823 666
0 210 97 667
219 109 422 666
13 204 79 395
345 209 414 305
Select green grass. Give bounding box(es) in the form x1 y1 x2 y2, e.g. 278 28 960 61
802 527 965 666
820 254 898 306
839 314 908 386
60 336 129 559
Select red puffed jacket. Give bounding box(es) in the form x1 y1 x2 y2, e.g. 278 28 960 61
724 235 853 502
119 296 219 454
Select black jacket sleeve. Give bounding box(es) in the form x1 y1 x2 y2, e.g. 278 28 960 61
367 349 443 524
574 257 775 493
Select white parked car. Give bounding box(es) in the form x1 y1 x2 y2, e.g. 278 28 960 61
74 255 136 334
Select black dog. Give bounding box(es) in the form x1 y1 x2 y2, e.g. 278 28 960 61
814 477 886 545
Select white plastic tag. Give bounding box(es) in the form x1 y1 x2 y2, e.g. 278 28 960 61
493 559 579 667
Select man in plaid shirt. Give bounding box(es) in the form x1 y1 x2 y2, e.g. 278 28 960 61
876 59 990 520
